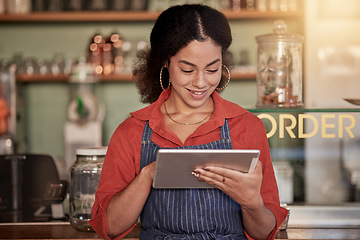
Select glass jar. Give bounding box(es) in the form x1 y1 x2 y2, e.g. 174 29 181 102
255 20 304 108
69 147 107 231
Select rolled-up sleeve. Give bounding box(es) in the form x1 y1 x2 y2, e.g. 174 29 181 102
89 117 143 239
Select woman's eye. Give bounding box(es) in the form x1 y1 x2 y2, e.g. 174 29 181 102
206 69 218 73
181 69 194 73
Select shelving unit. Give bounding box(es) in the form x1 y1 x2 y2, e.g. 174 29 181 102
1 8 302 83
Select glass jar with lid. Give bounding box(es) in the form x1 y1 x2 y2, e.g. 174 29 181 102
255 20 304 108
69 147 107 231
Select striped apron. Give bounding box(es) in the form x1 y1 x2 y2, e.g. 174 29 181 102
139 120 247 240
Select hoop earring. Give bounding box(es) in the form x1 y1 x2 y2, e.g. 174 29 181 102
216 65 231 91
160 66 171 91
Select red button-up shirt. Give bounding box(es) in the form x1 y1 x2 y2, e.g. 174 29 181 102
90 90 288 240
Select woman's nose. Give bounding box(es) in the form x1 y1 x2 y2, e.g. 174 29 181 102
192 72 206 88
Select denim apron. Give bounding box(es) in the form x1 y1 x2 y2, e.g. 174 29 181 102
139 120 247 240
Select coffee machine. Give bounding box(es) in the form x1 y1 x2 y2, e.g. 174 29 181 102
0 154 62 222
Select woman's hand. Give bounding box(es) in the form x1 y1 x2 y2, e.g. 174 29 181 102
192 161 276 239
192 160 263 210
140 161 157 183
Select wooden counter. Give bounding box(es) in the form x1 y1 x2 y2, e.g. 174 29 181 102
0 222 138 240
0 222 360 240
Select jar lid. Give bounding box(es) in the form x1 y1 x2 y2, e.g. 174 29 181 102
255 20 304 43
76 146 108 156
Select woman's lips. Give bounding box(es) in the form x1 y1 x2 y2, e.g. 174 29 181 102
187 89 208 99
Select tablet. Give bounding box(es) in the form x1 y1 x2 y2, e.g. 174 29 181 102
152 149 260 189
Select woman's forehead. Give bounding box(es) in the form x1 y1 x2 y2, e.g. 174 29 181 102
174 40 222 60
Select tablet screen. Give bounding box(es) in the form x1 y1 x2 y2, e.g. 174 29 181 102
152 149 260 189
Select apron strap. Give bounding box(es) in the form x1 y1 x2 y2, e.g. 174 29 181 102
141 121 153 143
220 119 231 140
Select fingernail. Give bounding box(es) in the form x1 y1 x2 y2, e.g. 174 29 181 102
191 171 200 178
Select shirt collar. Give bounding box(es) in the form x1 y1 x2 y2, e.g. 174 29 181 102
130 89 248 130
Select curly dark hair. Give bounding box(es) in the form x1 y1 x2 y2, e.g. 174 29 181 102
133 4 233 104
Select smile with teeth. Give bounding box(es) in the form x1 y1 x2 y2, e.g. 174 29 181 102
188 89 207 95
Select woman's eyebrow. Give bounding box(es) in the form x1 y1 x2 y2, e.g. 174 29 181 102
178 59 221 67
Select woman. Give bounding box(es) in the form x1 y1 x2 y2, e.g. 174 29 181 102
90 4 288 240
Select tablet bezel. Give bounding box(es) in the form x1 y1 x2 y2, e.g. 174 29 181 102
152 149 260 189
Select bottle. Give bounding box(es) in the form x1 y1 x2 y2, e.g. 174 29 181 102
69 147 107 231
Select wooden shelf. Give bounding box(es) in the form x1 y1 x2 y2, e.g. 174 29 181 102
15 73 133 82
15 72 256 83
231 72 256 80
16 74 70 83
0 10 301 22
223 9 301 19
